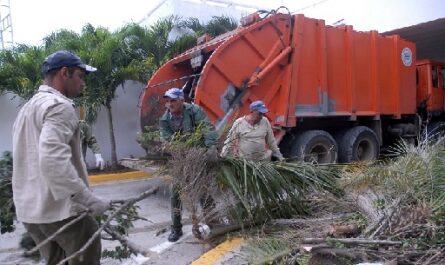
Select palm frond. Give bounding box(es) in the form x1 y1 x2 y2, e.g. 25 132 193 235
343 136 445 221
217 158 340 223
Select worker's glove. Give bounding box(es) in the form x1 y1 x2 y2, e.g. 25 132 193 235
72 188 110 217
95 153 105 170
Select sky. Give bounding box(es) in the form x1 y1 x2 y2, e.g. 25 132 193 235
6 0 445 46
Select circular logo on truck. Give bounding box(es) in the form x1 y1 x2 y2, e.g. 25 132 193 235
401 47 412 67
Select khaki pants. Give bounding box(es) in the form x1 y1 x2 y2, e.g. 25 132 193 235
23 215 101 265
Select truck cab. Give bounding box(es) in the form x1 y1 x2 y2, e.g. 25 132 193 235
416 60 445 116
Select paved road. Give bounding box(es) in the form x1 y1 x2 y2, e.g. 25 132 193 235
0 177 215 265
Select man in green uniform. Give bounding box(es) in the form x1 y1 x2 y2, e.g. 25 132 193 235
159 87 218 242
79 120 105 170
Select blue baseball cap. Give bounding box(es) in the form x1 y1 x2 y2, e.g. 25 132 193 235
42 50 97 74
163 87 184 99
250 100 268 114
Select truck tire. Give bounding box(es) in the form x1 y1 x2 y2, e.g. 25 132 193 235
290 130 337 164
337 126 379 163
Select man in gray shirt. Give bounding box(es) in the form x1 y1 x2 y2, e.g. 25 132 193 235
221 100 284 161
12 51 109 265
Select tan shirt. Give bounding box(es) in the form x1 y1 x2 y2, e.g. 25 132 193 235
12 85 89 223
221 116 284 161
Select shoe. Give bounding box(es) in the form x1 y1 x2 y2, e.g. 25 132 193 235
168 229 183 242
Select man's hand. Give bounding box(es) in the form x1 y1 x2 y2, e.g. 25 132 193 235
95 153 105 170
72 188 110 217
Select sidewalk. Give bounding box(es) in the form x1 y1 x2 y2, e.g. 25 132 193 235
0 173 236 265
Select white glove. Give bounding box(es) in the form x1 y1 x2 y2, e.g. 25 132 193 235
95 153 105 170
72 188 110 217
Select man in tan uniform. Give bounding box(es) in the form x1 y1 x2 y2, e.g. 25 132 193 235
221 100 284 161
12 51 109 265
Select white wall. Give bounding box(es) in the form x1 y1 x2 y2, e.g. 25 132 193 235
83 80 147 167
0 93 24 155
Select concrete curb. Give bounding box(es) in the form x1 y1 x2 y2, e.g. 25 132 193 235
190 237 244 265
88 170 152 184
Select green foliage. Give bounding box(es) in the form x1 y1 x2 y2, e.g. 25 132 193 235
43 30 82 53
344 138 445 221
168 123 209 149
0 151 15 234
137 126 162 153
203 15 238 37
102 246 132 260
0 45 45 99
179 15 238 37
347 212 368 230
244 236 298 265
98 204 140 260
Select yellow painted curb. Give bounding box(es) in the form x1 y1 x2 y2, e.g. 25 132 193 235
88 170 152 184
191 237 243 265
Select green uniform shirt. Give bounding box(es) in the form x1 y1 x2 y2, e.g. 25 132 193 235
79 120 101 158
159 103 218 148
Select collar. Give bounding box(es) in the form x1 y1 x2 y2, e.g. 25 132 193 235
165 103 193 119
38 85 73 104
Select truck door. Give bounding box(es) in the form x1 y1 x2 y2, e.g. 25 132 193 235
430 64 445 112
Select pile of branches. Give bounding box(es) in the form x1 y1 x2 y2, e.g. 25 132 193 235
338 137 445 264
165 127 341 238
243 137 445 265
0 151 14 234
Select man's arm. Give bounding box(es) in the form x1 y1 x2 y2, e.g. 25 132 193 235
264 119 284 161
39 103 87 200
220 119 240 157
159 118 175 142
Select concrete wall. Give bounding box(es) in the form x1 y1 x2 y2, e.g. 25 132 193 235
82 81 147 168
0 93 25 155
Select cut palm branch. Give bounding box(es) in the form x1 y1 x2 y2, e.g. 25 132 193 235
217 158 341 223
167 146 341 230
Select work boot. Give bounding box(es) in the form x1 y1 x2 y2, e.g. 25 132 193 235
168 227 183 242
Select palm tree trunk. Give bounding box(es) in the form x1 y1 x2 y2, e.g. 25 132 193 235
106 102 118 170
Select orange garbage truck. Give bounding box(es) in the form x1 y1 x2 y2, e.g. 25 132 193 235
139 11 445 163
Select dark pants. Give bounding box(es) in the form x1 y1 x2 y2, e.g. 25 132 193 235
171 184 215 230
23 215 101 265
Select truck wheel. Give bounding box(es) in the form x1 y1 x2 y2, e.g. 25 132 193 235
425 121 445 142
290 130 337 164
337 126 379 163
